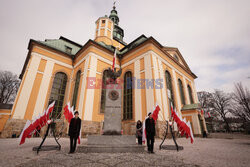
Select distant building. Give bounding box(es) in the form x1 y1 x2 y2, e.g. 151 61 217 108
1 5 207 138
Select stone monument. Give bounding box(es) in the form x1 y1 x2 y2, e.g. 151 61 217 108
78 68 145 153
103 83 122 135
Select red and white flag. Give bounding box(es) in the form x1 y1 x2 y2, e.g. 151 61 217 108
170 103 194 143
201 109 204 115
142 116 147 144
46 101 55 123
207 111 211 118
64 102 74 123
152 104 160 121
112 48 117 71
19 120 32 145
19 101 55 145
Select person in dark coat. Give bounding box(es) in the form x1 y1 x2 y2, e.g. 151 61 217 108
68 111 81 153
146 112 155 153
136 120 143 145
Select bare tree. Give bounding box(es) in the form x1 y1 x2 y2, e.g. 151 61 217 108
198 91 212 109
0 71 20 104
198 91 218 117
230 82 250 122
210 90 232 132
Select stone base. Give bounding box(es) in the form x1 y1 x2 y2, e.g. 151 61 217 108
78 135 145 153
78 144 145 153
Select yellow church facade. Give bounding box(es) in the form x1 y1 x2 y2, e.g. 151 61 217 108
1 6 207 138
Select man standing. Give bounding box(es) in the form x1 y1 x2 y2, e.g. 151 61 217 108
68 111 81 153
146 112 155 153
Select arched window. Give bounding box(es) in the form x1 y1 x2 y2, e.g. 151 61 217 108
100 70 109 113
72 70 81 108
165 71 175 110
49 72 67 119
123 71 133 120
178 79 185 105
187 85 194 104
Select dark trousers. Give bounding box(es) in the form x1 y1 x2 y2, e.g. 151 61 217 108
138 136 142 145
70 136 78 152
146 135 155 152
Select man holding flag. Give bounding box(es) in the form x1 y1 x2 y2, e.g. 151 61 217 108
145 112 156 154
68 111 81 154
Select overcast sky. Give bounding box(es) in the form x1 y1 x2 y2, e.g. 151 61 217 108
0 0 249 92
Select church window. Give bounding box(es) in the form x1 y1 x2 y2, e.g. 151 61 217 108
165 71 175 113
178 79 186 105
123 71 133 120
100 70 109 113
49 72 67 119
188 85 194 104
72 70 81 109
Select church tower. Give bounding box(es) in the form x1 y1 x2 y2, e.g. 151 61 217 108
94 3 126 49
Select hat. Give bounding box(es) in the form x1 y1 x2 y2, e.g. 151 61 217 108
74 111 79 115
148 112 152 116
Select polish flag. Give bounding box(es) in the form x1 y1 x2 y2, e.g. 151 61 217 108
152 104 160 121
207 112 211 118
19 101 55 145
19 120 32 145
201 109 204 115
142 116 147 144
64 102 74 123
112 48 117 71
170 103 194 144
45 101 55 123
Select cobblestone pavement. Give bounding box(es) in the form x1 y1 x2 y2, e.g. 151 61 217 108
0 133 250 167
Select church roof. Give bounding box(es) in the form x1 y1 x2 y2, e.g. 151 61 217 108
181 103 201 111
21 35 197 79
37 36 82 56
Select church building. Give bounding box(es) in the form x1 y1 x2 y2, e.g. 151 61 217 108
1 5 207 138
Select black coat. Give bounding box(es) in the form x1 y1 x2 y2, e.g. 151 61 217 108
68 117 81 137
146 118 155 136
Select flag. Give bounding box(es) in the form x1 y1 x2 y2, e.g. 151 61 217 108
142 117 147 144
207 112 211 118
19 120 32 145
19 101 55 145
152 104 160 121
170 103 194 144
112 48 117 71
64 102 74 123
187 121 194 143
45 101 55 122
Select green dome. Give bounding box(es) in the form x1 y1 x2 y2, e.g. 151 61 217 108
109 6 119 25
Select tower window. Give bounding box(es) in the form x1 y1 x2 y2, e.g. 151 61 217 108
102 20 106 24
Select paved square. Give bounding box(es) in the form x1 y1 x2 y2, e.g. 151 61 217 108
0 134 249 167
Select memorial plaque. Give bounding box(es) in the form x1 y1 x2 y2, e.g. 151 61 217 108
103 84 122 135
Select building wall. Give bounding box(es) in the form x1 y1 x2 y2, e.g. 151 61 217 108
2 37 204 138
0 109 11 133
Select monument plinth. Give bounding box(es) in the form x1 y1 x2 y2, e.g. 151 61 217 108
78 68 145 153
103 84 122 135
